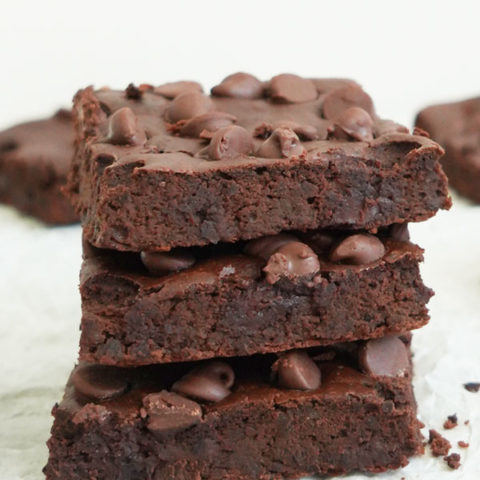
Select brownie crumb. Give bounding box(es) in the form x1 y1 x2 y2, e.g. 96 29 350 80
443 413 458 430
125 83 143 100
428 429 451 457
464 382 480 392
464 420 470 425
458 441 469 448
444 453 461 470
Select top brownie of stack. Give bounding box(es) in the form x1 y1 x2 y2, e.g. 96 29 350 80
68 73 450 252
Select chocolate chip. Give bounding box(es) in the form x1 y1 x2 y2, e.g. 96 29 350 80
331 107 374 142
165 92 213 123
243 233 298 261
330 234 385 265
106 107 145 146
141 250 196 276
125 83 143 100
177 111 237 138
272 351 321 391
207 125 254 160
269 74 317 104
322 85 374 120
154 81 203 99
263 241 320 284
374 119 409 137
389 223 410 242
256 128 306 159
359 336 410 377
464 382 480 392
211 72 264 99
172 361 235 402
142 391 202 435
413 126 431 138
71 364 129 401
301 231 336 253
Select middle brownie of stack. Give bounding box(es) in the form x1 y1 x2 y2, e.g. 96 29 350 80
52 74 451 479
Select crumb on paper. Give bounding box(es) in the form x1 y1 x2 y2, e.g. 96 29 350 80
458 441 469 448
444 453 461 470
429 429 451 457
443 413 458 430
463 382 480 393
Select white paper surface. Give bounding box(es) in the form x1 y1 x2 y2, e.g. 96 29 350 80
0 195 479 480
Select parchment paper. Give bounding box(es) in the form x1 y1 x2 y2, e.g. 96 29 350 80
0 194 478 479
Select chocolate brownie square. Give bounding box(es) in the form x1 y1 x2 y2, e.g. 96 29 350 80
45 337 423 479
416 96 480 202
0 110 78 224
79 227 432 366
68 74 450 251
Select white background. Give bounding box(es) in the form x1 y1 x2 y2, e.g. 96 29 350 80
1 1 480 479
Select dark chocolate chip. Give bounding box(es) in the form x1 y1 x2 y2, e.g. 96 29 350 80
154 81 203 99
142 391 202 435
243 233 298 261
125 83 143 100
269 74 317 104
106 107 145 146
331 107 374 142
359 336 410 377
322 85 374 120
166 92 213 123
178 112 237 138
301 231 336 253
207 125 254 160
413 126 431 138
330 234 385 265
141 250 196 276
263 241 320 284
256 128 306 159
272 121 319 141
172 361 235 402
374 119 409 137
211 72 264 99
389 223 410 242
464 382 480 392
272 351 321 391
71 364 129 401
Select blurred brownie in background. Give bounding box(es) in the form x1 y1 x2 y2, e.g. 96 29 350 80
416 96 480 203
0 109 78 224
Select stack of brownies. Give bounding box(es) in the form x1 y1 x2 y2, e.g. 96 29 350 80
45 73 450 479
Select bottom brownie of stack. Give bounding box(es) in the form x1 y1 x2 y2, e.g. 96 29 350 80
44 336 422 480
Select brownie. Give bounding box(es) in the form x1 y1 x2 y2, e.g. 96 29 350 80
45 338 423 479
0 110 78 224
68 74 450 251
79 227 432 366
416 96 480 202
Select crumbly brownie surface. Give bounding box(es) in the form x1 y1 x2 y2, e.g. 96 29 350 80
69 74 450 251
0 110 78 224
416 97 480 202
79 229 432 366
45 340 423 479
